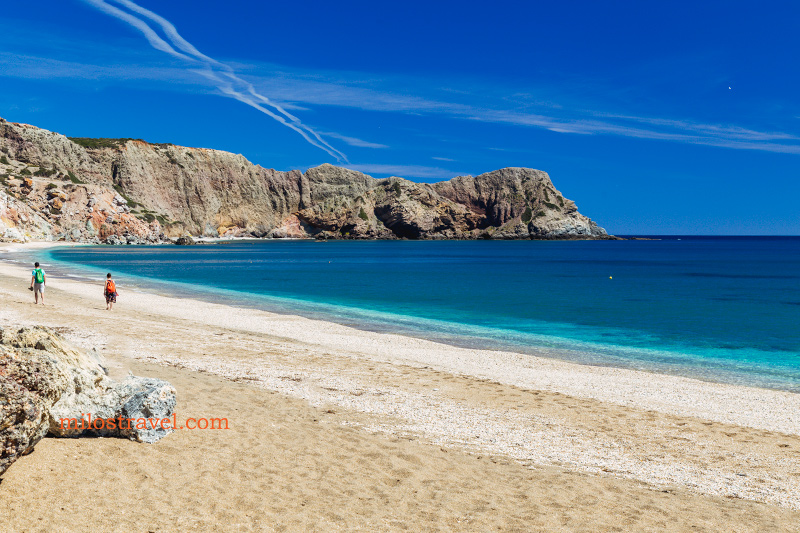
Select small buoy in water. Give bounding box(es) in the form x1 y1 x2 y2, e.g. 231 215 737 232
609 276 613 279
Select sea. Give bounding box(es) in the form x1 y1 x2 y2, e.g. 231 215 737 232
9 237 800 392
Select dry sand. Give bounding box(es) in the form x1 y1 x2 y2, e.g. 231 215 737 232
0 245 799 532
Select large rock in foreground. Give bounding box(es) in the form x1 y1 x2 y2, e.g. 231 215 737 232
0 326 176 476
0 357 59 476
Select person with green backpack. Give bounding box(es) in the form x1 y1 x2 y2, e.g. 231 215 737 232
29 262 46 305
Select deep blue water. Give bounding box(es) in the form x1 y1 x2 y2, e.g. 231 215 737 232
33 238 800 391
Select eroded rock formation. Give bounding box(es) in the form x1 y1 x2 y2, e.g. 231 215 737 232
0 326 176 476
0 117 610 242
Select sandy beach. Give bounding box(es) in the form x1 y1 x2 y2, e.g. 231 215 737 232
1 244 800 532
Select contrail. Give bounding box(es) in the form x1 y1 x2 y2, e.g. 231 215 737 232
195 68 346 157
80 0 191 60
79 0 347 162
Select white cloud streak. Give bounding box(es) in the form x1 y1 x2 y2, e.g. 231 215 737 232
233 70 800 155
78 0 347 162
345 164 465 180
5 14 800 158
320 131 388 149
80 0 191 60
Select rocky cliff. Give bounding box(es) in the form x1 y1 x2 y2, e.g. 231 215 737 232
0 117 609 243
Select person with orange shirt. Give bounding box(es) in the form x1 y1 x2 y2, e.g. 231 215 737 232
104 273 118 310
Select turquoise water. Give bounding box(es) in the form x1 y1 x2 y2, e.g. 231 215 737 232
30 238 800 391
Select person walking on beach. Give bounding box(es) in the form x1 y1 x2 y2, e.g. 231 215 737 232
29 262 46 305
104 273 118 311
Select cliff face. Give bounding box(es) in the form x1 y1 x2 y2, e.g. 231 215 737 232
0 117 609 242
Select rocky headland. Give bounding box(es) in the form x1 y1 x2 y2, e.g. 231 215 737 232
0 117 610 243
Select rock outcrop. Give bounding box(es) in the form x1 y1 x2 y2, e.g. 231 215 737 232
0 326 176 476
0 117 609 242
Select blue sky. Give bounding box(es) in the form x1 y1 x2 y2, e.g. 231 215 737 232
1 1 798 234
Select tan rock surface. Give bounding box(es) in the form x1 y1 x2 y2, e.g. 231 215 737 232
1 118 609 243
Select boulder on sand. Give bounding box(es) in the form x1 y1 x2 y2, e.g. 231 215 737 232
0 326 176 476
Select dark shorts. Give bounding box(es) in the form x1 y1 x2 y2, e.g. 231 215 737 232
105 291 117 303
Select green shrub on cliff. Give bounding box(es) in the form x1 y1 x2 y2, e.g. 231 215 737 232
19 168 31 176
521 206 532 224
358 207 369 221
67 170 85 184
35 167 56 177
166 154 184 169
69 137 138 149
112 184 138 206
46 183 58 190
0 155 9 165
